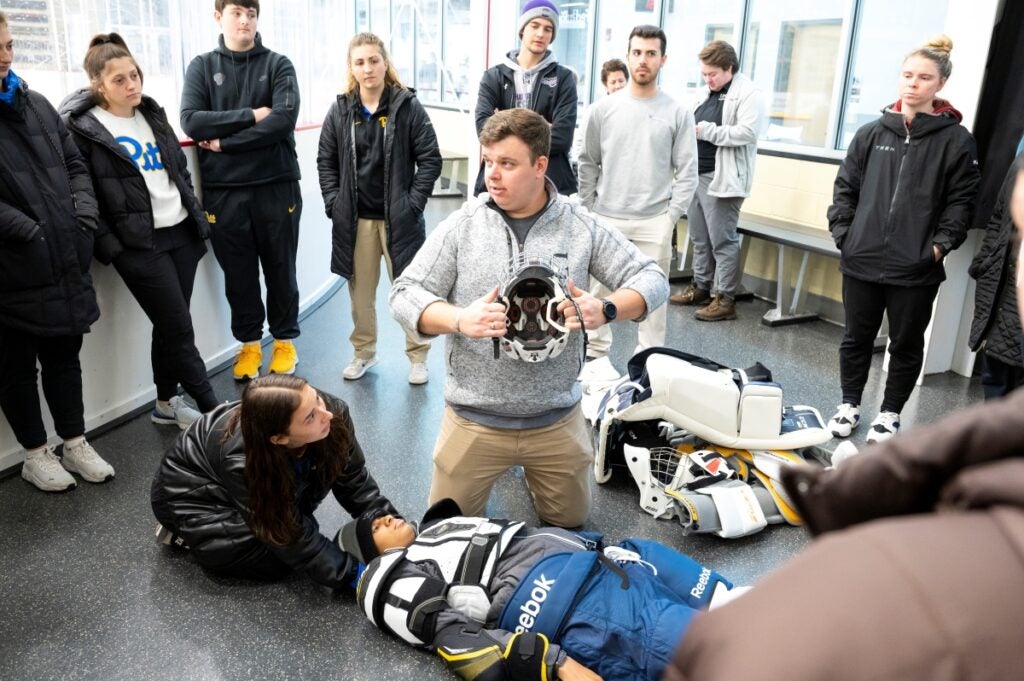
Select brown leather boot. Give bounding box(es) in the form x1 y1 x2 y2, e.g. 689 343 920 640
670 283 711 306
695 295 737 321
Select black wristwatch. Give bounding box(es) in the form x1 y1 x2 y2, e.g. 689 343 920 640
600 298 617 322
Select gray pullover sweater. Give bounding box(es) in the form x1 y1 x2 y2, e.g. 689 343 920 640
578 88 698 224
390 181 668 418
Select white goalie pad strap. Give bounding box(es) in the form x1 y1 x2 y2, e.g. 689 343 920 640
747 449 807 481
668 480 768 538
446 585 491 623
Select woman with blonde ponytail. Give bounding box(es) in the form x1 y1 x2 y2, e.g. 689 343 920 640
826 34 980 444
317 33 442 385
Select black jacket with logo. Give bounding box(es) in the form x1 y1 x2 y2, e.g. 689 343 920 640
0 80 100 337
150 392 397 589
180 33 300 189
316 86 441 280
60 90 209 265
828 100 980 286
474 55 578 196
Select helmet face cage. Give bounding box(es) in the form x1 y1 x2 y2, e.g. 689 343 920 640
497 256 571 362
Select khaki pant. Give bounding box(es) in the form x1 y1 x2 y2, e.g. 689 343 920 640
428 405 594 527
350 218 429 362
588 211 672 357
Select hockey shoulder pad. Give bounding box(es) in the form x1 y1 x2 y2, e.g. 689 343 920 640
437 631 556 681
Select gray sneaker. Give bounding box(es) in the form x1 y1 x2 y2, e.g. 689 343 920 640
343 356 379 380
61 439 115 483
408 362 429 385
151 395 202 430
22 446 77 492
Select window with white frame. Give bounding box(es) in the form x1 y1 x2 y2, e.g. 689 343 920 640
659 0 744 105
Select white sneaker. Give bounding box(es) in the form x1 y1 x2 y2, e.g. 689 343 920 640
151 396 202 430
408 362 429 385
61 439 115 483
343 356 378 380
866 411 900 444
827 403 861 438
21 446 77 492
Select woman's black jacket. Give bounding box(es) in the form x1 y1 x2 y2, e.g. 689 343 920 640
969 155 1022 365
59 89 209 265
150 392 398 589
317 86 441 281
828 101 980 286
0 80 100 337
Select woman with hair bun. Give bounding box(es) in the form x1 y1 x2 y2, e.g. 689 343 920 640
826 35 980 444
150 374 397 587
59 33 218 429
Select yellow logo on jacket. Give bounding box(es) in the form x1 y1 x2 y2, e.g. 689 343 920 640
288 204 297 214
205 212 216 224
379 116 387 129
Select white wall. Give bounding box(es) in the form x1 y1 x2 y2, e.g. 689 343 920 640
0 129 339 473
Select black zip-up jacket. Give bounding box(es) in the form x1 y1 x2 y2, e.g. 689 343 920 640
150 393 397 589
60 89 209 265
316 86 441 280
180 33 300 189
0 79 100 337
828 100 980 286
473 53 578 196
968 154 1021 364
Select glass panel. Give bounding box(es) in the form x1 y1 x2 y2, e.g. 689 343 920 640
745 0 847 147
370 0 390 36
390 1 416 89
307 0 353 122
592 0 660 100
355 0 370 32
659 0 744 104
838 0 949 148
441 0 472 105
415 0 441 102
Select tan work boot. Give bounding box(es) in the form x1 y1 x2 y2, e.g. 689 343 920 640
695 295 737 322
670 283 711 306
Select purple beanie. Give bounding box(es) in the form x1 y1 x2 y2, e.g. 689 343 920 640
519 0 559 42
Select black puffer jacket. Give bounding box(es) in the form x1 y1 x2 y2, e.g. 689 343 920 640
473 54 578 196
150 392 397 589
0 79 100 337
828 100 980 286
59 89 209 265
969 154 1022 365
317 86 441 280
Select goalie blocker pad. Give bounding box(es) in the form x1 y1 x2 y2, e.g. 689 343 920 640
665 476 799 538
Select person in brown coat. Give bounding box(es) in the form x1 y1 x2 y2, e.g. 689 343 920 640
665 387 1024 681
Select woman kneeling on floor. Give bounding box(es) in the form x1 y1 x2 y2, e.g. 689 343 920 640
151 374 397 588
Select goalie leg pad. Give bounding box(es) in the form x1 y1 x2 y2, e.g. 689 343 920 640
667 479 771 538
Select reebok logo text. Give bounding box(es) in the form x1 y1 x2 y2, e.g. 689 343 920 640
690 568 712 600
514 575 555 633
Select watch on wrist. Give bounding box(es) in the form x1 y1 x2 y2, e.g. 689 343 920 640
601 298 617 322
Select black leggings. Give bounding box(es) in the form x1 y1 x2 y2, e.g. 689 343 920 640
113 222 217 411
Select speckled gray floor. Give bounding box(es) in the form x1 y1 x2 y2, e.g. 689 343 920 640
0 197 984 680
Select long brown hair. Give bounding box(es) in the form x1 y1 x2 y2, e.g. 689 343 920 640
344 32 405 95
83 33 143 107
228 375 350 546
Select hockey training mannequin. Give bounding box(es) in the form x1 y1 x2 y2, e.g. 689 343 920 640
340 499 744 681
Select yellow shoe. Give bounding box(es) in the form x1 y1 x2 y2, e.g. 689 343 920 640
233 342 263 381
268 339 298 374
